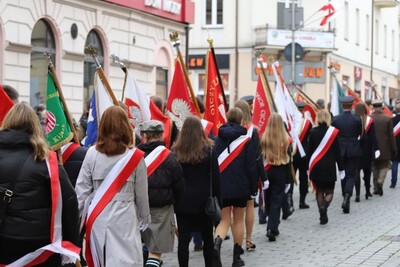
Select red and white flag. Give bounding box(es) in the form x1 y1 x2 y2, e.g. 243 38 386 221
295 92 317 124
204 49 227 135
166 60 198 130
124 71 172 147
252 75 273 137
319 0 343 26
0 85 14 126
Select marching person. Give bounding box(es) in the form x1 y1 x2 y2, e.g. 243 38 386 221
137 120 184 267
390 102 400 188
307 110 344 225
75 106 150 267
331 96 362 214
172 116 220 267
261 113 291 241
293 101 312 209
354 103 379 200
370 100 397 196
0 102 80 266
213 108 258 267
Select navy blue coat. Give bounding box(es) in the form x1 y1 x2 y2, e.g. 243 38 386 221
392 113 400 161
331 111 362 158
215 123 258 200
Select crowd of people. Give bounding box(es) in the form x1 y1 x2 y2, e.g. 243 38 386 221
0 83 399 267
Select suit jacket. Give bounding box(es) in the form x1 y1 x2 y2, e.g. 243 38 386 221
372 110 396 161
331 111 362 158
392 113 400 161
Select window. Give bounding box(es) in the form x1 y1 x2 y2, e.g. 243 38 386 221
30 19 55 107
83 30 104 101
355 9 360 45
344 2 349 40
366 14 370 50
156 67 168 101
205 0 223 26
375 19 379 54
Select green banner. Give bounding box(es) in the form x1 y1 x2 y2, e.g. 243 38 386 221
45 71 73 150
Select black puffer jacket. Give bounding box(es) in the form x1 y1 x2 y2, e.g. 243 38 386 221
215 123 258 199
137 140 184 207
0 130 79 246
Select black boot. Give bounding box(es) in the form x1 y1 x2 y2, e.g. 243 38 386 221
213 236 223 267
232 244 245 267
319 207 328 225
342 193 350 214
365 187 372 199
289 192 295 212
378 184 383 196
299 193 310 209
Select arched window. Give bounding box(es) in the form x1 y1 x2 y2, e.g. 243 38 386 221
83 30 104 101
30 19 55 107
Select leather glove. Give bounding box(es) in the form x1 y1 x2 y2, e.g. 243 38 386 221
284 184 291 194
262 180 270 190
375 150 381 159
339 170 345 180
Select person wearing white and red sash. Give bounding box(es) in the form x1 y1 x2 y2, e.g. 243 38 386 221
61 142 87 187
260 113 291 242
354 103 379 201
213 108 258 267
370 100 396 196
293 101 313 210
391 103 400 188
172 116 221 267
307 110 344 225
75 106 150 267
137 120 184 267
0 103 80 266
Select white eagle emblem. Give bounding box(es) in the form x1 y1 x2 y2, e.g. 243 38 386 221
166 98 193 131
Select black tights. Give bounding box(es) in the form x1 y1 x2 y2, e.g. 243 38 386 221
316 187 334 209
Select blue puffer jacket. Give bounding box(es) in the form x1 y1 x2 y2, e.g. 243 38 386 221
215 123 258 200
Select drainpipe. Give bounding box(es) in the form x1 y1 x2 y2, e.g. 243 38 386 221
234 0 239 102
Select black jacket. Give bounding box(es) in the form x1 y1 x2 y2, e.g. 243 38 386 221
137 140 184 207
0 130 79 264
331 111 362 158
63 144 87 187
392 113 400 161
215 123 258 199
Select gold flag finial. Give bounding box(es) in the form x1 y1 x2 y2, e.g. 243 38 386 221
170 32 180 47
84 46 97 56
207 37 214 47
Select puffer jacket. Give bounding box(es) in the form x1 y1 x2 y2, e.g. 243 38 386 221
0 130 79 248
137 140 184 207
215 123 258 199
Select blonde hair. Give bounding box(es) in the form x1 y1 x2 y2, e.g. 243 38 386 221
234 100 252 126
315 109 331 127
2 102 49 161
260 113 289 165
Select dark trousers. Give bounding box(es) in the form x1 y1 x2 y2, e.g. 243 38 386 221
266 165 286 233
258 189 268 220
293 158 309 196
355 165 372 196
341 157 360 196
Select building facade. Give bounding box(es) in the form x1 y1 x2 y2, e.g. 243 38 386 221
0 0 194 119
188 0 400 105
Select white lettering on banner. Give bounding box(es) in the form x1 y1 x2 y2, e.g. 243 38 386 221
145 0 162 8
163 0 181 14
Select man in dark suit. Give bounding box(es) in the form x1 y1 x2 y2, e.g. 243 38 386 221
391 102 400 188
331 96 362 214
371 100 397 195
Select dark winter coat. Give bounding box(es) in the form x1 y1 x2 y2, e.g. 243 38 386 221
174 147 221 215
137 140 184 207
215 123 258 200
359 118 379 168
392 113 400 161
372 110 396 161
307 124 344 186
63 144 87 187
0 129 79 265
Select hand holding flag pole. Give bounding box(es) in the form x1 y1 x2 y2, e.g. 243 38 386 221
85 46 119 106
170 32 201 115
45 53 79 145
255 50 277 113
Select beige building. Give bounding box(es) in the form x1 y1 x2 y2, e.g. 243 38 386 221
188 0 400 106
0 0 195 120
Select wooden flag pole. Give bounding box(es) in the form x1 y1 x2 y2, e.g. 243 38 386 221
170 32 201 115
255 50 278 113
45 53 80 145
84 46 119 106
291 81 321 110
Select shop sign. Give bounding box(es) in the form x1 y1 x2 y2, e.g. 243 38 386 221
188 54 230 69
354 66 362 81
266 29 335 49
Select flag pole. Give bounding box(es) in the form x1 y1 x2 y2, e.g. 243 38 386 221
111 54 128 101
342 83 364 104
45 53 80 145
291 81 321 110
169 32 201 115
255 50 278 113
207 37 228 111
84 46 119 106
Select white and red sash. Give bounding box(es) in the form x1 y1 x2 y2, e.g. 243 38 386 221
61 142 80 164
394 120 400 137
145 145 171 177
201 119 214 137
365 116 373 134
1 151 80 267
263 160 272 171
299 119 312 143
309 126 339 174
218 126 253 173
85 148 144 267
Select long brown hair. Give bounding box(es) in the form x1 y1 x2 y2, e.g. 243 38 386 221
354 102 367 137
260 113 289 165
234 100 252 126
172 116 213 164
96 106 134 156
2 102 49 161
